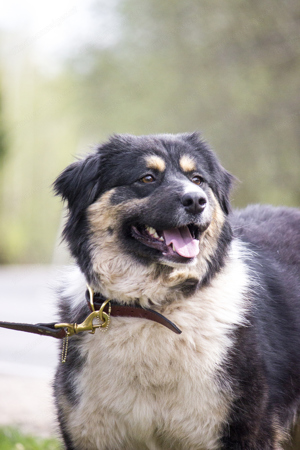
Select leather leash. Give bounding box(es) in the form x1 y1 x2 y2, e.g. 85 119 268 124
0 289 182 340
0 320 67 339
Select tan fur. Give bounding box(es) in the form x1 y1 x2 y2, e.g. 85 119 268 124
145 154 166 172
87 188 225 307
273 416 290 448
87 190 171 306
179 154 196 172
57 241 250 449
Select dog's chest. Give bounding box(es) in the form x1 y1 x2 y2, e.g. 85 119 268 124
66 309 234 449
59 243 249 449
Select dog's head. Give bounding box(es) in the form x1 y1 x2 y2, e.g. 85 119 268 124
54 133 233 304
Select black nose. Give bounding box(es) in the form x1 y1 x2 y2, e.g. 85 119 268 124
181 192 207 214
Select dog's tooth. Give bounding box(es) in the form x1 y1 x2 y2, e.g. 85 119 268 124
147 227 157 236
146 225 162 240
172 243 176 252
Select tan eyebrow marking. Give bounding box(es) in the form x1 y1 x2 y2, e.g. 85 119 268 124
180 154 196 172
145 154 166 172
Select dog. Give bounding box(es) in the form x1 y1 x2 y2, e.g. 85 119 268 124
53 132 300 449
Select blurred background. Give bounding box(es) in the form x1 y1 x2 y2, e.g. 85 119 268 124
0 0 299 265
0 0 299 445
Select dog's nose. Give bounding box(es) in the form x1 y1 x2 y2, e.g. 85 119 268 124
181 192 207 214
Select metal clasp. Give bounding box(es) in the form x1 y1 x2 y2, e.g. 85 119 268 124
87 284 95 312
54 286 111 362
55 297 111 364
55 285 111 337
54 300 111 337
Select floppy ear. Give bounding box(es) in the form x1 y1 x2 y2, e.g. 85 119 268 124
53 153 100 212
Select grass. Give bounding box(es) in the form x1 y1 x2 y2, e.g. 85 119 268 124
0 427 61 450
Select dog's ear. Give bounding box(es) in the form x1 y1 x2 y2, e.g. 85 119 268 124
53 153 100 212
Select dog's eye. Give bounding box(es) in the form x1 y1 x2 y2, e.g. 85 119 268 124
141 174 155 184
191 175 203 186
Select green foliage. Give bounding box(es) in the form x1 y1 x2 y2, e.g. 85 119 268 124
0 87 6 166
73 0 300 208
0 65 79 263
0 427 61 450
0 0 299 263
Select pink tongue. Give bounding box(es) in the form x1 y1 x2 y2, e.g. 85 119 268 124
163 226 199 258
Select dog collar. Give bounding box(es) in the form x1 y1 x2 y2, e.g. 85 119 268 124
85 288 182 335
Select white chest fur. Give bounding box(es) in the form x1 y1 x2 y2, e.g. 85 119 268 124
62 242 249 449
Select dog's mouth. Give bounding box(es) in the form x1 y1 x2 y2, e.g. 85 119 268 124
131 224 200 260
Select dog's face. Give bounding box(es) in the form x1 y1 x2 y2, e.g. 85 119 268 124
55 133 233 303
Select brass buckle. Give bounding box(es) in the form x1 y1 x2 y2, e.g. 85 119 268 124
55 286 111 363
54 285 111 337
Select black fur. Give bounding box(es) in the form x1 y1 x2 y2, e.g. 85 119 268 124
221 206 300 448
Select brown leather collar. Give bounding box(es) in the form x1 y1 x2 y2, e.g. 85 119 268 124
86 291 182 335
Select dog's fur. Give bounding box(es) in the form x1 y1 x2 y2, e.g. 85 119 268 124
53 133 300 449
